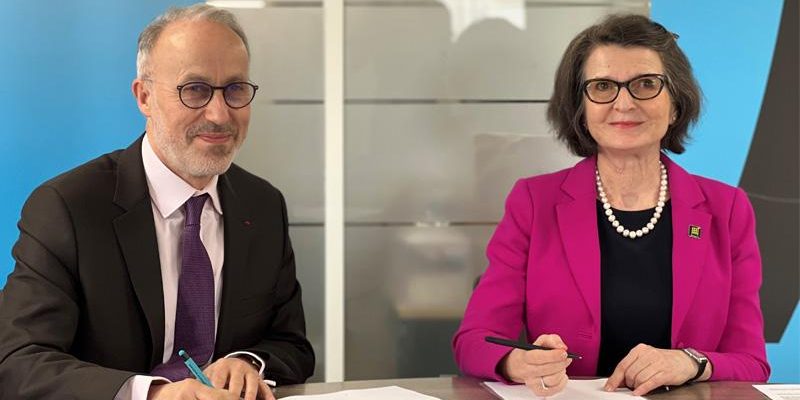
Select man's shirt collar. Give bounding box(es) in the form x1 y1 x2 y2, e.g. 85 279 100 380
141 134 223 219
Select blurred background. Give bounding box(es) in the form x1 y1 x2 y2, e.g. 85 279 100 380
0 0 795 384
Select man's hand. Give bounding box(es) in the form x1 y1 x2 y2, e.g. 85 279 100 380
147 379 240 400
604 344 701 396
203 357 274 400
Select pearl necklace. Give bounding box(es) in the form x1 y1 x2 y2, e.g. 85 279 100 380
595 162 668 239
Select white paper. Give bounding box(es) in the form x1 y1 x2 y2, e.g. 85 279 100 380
753 384 800 400
278 385 441 400
485 379 647 400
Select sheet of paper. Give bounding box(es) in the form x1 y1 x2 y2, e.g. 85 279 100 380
754 384 800 400
485 379 646 400
279 385 441 400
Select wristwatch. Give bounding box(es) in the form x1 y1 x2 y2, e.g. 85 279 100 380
682 348 708 383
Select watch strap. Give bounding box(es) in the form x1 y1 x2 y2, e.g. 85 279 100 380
682 348 708 383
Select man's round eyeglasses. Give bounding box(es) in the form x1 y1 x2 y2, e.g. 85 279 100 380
176 81 259 109
583 74 667 104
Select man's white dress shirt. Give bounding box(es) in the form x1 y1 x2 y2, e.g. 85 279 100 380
114 135 264 399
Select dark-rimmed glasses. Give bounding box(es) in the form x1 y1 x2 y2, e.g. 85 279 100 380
176 81 259 109
583 74 667 104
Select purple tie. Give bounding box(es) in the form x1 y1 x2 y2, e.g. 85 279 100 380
151 194 215 381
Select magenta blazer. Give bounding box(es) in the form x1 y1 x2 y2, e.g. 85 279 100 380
453 155 770 382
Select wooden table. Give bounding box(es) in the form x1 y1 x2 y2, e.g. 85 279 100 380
276 376 770 399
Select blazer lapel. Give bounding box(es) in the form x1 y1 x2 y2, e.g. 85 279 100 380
663 156 711 345
111 136 165 368
556 157 602 327
214 172 255 355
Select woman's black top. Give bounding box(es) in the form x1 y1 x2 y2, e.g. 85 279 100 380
595 200 673 377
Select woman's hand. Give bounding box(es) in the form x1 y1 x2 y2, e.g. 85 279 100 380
499 334 573 397
604 344 704 396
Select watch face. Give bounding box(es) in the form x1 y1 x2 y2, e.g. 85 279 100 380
683 348 708 382
686 348 706 361
685 348 708 361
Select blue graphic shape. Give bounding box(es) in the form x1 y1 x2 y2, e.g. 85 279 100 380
767 302 800 383
652 0 783 186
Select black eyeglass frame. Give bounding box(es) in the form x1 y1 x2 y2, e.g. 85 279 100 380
582 74 668 104
176 81 259 109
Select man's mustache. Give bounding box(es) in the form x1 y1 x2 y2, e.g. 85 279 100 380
187 122 237 138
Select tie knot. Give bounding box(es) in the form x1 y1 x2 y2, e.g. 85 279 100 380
184 194 210 227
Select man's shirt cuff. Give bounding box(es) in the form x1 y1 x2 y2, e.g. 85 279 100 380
225 350 266 378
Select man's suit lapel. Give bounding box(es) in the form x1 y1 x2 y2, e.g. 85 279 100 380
214 172 256 355
662 156 710 345
111 136 165 368
556 156 602 328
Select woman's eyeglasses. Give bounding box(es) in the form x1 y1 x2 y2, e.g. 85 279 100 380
583 74 667 104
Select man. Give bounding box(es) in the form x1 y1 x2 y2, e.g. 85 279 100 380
0 5 314 400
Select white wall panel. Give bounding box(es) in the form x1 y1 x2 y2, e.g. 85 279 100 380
345 104 579 222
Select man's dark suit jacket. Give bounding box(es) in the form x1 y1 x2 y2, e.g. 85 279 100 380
0 137 315 399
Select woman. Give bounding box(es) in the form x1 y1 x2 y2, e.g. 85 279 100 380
452 14 769 397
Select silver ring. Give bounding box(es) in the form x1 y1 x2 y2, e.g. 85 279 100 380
540 376 548 390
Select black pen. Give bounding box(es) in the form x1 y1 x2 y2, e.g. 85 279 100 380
485 336 583 359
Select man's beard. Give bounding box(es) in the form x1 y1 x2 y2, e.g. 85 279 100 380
149 116 243 181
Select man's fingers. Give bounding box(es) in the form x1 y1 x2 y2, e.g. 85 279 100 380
228 372 245 397
258 381 275 400
209 368 228 390
194 385 238 400
240 374 259 400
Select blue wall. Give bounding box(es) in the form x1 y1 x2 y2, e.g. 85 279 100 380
0 0 194 287
1 0 796 383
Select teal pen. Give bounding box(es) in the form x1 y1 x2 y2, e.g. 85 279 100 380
178 349 214 387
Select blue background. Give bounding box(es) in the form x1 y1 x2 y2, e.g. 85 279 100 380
0 0 796 382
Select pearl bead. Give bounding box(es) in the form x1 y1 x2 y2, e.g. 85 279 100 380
596 161 668 240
